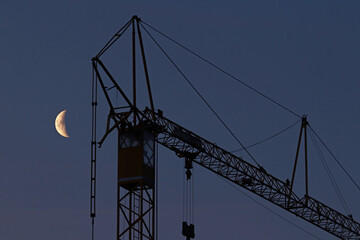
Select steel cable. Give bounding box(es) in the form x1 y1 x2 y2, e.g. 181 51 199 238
231 119 300 153
309 125 360 192
140 22 261 167
140 20 302 119
219 177 324 240
308 128 351 215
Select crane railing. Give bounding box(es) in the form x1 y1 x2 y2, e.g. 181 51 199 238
138 109 360 240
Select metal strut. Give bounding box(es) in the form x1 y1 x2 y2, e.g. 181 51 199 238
289 116 309 202
135 16 155 118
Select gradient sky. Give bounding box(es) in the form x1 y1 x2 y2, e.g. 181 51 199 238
1 1 360 240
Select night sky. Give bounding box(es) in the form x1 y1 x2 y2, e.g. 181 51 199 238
1 1 360 239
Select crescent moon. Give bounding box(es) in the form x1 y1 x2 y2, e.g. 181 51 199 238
55 110 70 138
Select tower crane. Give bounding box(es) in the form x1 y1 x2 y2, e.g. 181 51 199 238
90 16 360 240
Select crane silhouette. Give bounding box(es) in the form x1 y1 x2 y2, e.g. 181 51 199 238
90 16 360 240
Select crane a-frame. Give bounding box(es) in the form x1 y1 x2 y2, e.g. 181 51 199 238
90 16 360 240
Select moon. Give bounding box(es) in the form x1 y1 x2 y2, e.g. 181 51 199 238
55 110 70 138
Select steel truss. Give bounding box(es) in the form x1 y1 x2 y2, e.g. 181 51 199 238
91 15 157 240
135 109 360 240
118 184 155 240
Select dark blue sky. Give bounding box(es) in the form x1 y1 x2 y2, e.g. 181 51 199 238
1 1 360 239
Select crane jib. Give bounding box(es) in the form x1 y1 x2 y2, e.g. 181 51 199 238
141 109 360 240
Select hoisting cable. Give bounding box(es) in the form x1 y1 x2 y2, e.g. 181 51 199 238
308 128 351 215
219 176 324 240
308 125 360 192
192 166 195 226
140 23 261 168
182 160 186 239
231 119 300 153
182 157 195 239
140 20 302 120
156 142 159 240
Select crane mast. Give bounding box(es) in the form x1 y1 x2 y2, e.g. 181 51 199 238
91 16 360 240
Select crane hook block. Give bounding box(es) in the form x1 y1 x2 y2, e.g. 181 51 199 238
185 158 193 180
185 169 192 180
182 221 195 239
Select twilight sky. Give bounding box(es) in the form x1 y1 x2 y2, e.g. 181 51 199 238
1 1 360 239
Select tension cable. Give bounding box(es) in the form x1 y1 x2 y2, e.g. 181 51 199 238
140 22 262 168
308 128 351 215
140 20 302 119
309 125 360 192
231 119 300 153
219 176 324 240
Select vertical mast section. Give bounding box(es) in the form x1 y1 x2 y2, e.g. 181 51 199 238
117 129 156 240
91 16 157 240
